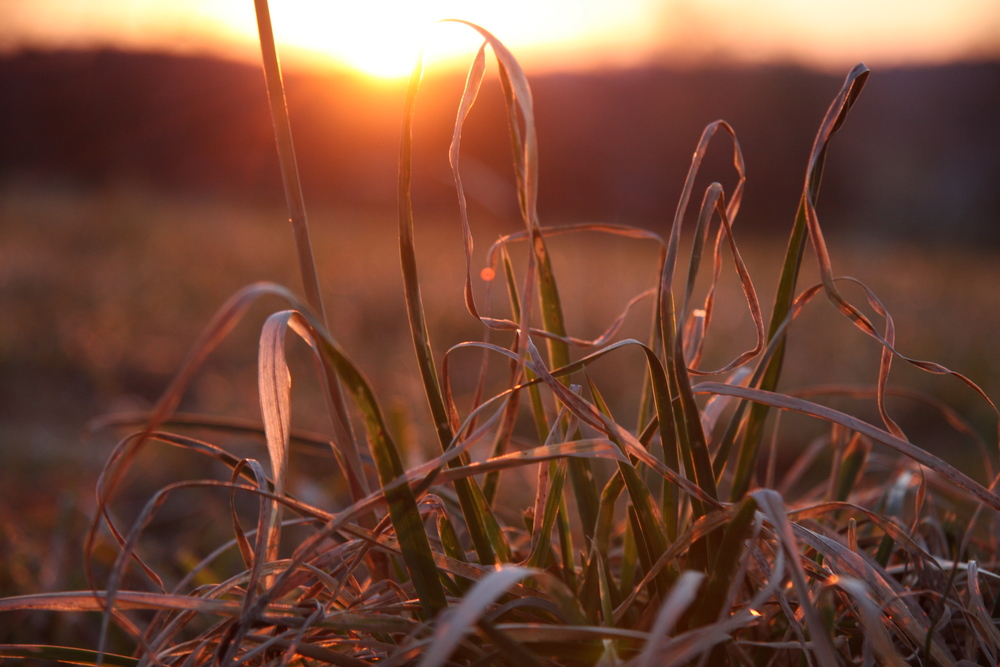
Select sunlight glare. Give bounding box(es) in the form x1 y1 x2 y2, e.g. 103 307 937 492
205 1 514 79
266 2 484 79
5 0 996 77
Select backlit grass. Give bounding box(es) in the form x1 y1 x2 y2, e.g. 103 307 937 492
2 4 1000 666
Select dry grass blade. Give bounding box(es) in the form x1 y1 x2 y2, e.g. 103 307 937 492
252 0 361 499
635 570 705 667
85 281 304 656
752 490 840 667
416 565 540 667
0 590 268 615
794 525 958 665
258 311 294 569
966 561 1000 661
790 384 994 479
0 645 138 666
450 41 490 321
699 382 1000 512
830 577 908 667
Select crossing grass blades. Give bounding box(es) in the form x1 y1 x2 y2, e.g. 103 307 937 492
3 1 1000 665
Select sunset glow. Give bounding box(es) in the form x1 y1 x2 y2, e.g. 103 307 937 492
1 0 998 78
201 0 655 78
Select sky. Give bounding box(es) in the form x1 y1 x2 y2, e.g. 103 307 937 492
2 0 999 78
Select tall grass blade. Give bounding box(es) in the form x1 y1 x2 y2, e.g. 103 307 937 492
449 22 603 551
252 0 361 496
728 64 870 500
399 53 500 567
252 0 323 321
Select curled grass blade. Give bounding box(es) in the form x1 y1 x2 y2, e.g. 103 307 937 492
445 23 611 555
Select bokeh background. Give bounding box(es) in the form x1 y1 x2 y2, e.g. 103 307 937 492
2 0 999 640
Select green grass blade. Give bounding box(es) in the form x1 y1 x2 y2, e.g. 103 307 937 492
689 496 758 629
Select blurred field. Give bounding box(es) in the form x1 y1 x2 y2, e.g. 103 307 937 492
3 178 998 465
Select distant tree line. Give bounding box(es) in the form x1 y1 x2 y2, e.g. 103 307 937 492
1 50 997 243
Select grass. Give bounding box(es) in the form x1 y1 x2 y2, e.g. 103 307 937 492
3 4 1000 665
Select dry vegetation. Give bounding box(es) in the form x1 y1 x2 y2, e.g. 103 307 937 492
3 5 1000 666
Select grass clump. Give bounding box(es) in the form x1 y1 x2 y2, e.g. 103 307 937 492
3 4 1000 666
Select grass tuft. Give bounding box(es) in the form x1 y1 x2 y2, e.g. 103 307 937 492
3 4 1000 666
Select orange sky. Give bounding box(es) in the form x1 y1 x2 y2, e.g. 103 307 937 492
2 0 999 78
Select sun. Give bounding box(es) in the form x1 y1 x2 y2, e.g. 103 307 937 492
269 2 433 79
208 0 489 79
202 0 635 79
